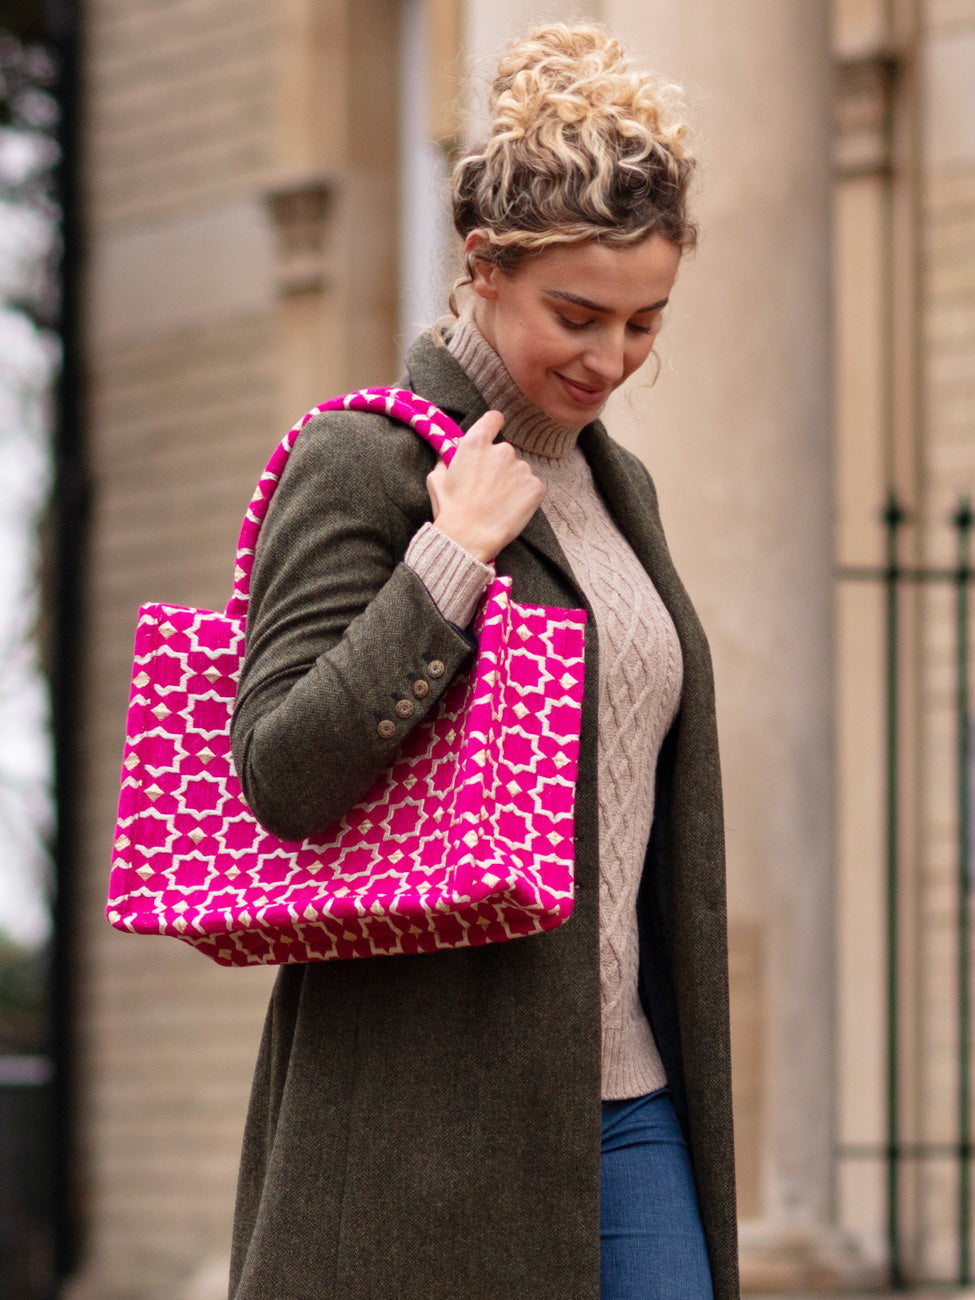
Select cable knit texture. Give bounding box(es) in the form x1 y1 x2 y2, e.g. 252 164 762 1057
439 318 684 1099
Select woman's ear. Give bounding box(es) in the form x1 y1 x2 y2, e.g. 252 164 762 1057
465 230 501 301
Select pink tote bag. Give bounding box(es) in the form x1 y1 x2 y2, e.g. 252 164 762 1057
106 389 587 966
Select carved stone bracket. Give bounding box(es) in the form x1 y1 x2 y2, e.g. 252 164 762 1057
834 50 902 178
264 174 335 295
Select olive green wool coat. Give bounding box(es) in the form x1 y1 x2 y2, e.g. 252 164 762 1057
228 335 739 1300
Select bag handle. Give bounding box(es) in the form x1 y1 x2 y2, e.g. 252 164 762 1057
226 388 466 620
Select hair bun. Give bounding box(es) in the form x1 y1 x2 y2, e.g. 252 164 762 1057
487 24 685 157
447 23 696 318
493 23 627 90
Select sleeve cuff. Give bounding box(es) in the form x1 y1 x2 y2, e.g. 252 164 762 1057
404 522 495 628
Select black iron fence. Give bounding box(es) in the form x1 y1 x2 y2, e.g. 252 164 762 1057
839 494 974 1288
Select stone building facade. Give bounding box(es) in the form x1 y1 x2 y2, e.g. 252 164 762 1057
833 0 975 1286
66 0 975 1295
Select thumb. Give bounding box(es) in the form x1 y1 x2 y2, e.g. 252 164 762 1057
461 408 506 448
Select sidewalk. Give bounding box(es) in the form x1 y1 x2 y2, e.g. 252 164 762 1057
750 1293 975 1299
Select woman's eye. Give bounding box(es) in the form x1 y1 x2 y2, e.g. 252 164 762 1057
557 315 592 331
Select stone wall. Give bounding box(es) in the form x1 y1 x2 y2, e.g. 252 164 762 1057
69 0 975 1292
70 0 398 1292
833 0 975 1282
71 0 281 1293
913 0 975 1277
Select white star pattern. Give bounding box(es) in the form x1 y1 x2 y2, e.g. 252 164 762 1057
106 389 587 967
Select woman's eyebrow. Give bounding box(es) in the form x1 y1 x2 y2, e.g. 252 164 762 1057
545 289 670 314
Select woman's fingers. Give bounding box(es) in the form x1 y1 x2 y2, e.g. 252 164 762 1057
460 408 506 449
425 461 447 517
425 411 545 562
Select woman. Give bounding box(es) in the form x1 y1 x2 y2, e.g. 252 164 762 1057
229 23 738 1300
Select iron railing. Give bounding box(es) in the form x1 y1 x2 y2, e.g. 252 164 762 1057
839 494 974 1288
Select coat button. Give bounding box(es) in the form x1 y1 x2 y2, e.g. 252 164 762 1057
377 719 396 739
412 679 430 699
395 699 415 719
427 659 445 678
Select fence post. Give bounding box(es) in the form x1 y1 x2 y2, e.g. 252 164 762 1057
955 497 973 1286
884 491 908 1288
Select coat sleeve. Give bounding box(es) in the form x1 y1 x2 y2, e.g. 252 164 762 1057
230 409 475 841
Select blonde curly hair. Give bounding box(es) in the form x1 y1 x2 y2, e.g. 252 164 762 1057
449 23 696 316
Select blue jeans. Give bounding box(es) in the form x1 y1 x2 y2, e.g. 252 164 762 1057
600 1089 714 1300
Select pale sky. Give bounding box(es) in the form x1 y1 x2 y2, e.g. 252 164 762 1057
0 190 57 948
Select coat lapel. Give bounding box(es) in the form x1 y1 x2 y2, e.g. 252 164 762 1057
581 421 706 663
581 425 667 590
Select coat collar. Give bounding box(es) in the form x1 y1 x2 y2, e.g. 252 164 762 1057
402 333 489 432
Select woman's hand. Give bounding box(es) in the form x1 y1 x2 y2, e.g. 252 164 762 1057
425 410 545 563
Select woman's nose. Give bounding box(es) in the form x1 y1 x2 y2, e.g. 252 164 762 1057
585 334 626 383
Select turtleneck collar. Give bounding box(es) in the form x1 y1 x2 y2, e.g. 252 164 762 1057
445 315 584 461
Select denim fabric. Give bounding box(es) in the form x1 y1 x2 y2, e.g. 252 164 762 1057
600 1089 714 1300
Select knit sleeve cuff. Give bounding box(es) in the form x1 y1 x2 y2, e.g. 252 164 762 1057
404 523 495 629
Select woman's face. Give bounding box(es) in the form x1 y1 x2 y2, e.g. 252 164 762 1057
469 234 682 427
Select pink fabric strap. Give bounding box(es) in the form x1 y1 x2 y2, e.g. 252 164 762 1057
227 389 464 621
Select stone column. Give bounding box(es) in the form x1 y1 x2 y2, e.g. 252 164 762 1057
599 1 865 1287
462 0 871 1284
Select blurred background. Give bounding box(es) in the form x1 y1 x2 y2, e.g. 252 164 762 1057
0 0 973 1295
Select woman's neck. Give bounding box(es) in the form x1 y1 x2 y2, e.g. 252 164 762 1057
446 316 583 461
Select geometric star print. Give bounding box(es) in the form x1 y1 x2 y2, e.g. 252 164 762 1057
106 389 587 967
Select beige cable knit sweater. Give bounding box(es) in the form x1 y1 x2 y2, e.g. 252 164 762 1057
404 320 683 1099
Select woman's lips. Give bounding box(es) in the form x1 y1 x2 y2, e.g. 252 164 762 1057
556 373 610 407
